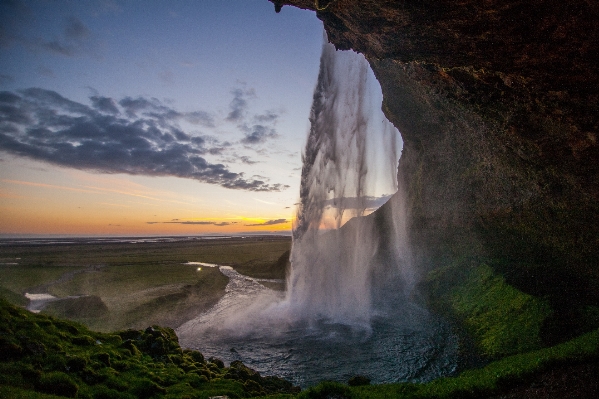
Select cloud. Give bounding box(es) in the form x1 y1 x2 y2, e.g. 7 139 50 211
166 221 215 225
90 96 119 114
36 66 55 78
223 86 282 146
64 16 90 41
0 6 97 58
253 110 279 123
241 124 279 145
118 96 214 127
0 74 15 85
147 220 235 226
240 156 257 164
31 16 93 57
226 88 254 122
0 88 287 192
245 219 288 226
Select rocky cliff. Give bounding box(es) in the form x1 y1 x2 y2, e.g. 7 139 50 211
271 0 599 344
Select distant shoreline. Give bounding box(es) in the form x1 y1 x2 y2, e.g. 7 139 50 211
0 234 292 247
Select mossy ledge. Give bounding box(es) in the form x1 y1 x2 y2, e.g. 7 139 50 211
0 297 299 398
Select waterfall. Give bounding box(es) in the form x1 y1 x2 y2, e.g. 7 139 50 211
285 35 409 327
176 36 458 385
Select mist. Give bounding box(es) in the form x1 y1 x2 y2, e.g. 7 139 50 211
175 35 457 386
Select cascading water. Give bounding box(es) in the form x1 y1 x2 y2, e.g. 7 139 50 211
287 35 410 328
177 35 457 387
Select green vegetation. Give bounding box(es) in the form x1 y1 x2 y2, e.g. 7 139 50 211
0 237 291 331
3 238 598 397
345 329 599 398
423 261 552 358
0 285 29 307
0 264 87 298
0 297 299 398
3 292 596 399
43 264 229 332
234 250 289 280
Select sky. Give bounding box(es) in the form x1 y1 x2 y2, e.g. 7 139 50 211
0 0 398 237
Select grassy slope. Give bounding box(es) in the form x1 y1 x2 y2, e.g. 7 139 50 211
44 264 229 332
0 238 291 332
234 250 290 280
293 258 599 398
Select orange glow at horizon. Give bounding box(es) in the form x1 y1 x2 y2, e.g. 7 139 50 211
0 171 295 236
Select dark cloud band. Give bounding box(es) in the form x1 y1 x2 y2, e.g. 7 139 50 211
0 88 287 192
147 220 235 226
245 219 287 226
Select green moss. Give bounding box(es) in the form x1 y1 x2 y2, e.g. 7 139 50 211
2 292 598 399
449 263 551 357
0 297 298 398
424 261 551 359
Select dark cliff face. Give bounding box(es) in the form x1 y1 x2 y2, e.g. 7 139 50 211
271 1 599 312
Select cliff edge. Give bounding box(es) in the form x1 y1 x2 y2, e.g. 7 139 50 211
271 0 599 347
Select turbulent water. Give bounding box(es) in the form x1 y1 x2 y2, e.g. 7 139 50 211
177 36 457 386
177 264 457 387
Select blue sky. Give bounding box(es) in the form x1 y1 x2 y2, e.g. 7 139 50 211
0 1 398 236
0 0 326 235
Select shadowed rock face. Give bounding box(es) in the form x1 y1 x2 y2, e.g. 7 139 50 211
271 1 599 311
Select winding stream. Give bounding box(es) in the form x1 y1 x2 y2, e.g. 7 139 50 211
176 263 457 387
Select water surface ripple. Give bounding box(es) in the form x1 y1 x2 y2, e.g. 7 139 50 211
177 265 457 387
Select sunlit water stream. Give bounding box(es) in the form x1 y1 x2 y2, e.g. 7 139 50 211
176 263 457 387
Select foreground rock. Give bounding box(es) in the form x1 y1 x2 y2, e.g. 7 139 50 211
272 0 599 346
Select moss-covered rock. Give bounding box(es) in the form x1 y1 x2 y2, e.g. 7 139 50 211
0 297 299 398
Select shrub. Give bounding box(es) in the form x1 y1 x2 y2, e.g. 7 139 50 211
185 349 205 364
36 372 79 398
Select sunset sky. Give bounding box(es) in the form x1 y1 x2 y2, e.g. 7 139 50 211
0 0 396 237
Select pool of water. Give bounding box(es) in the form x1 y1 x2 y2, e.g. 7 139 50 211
176 265 457 387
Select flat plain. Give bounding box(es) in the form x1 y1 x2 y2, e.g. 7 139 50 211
0 236 291 332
